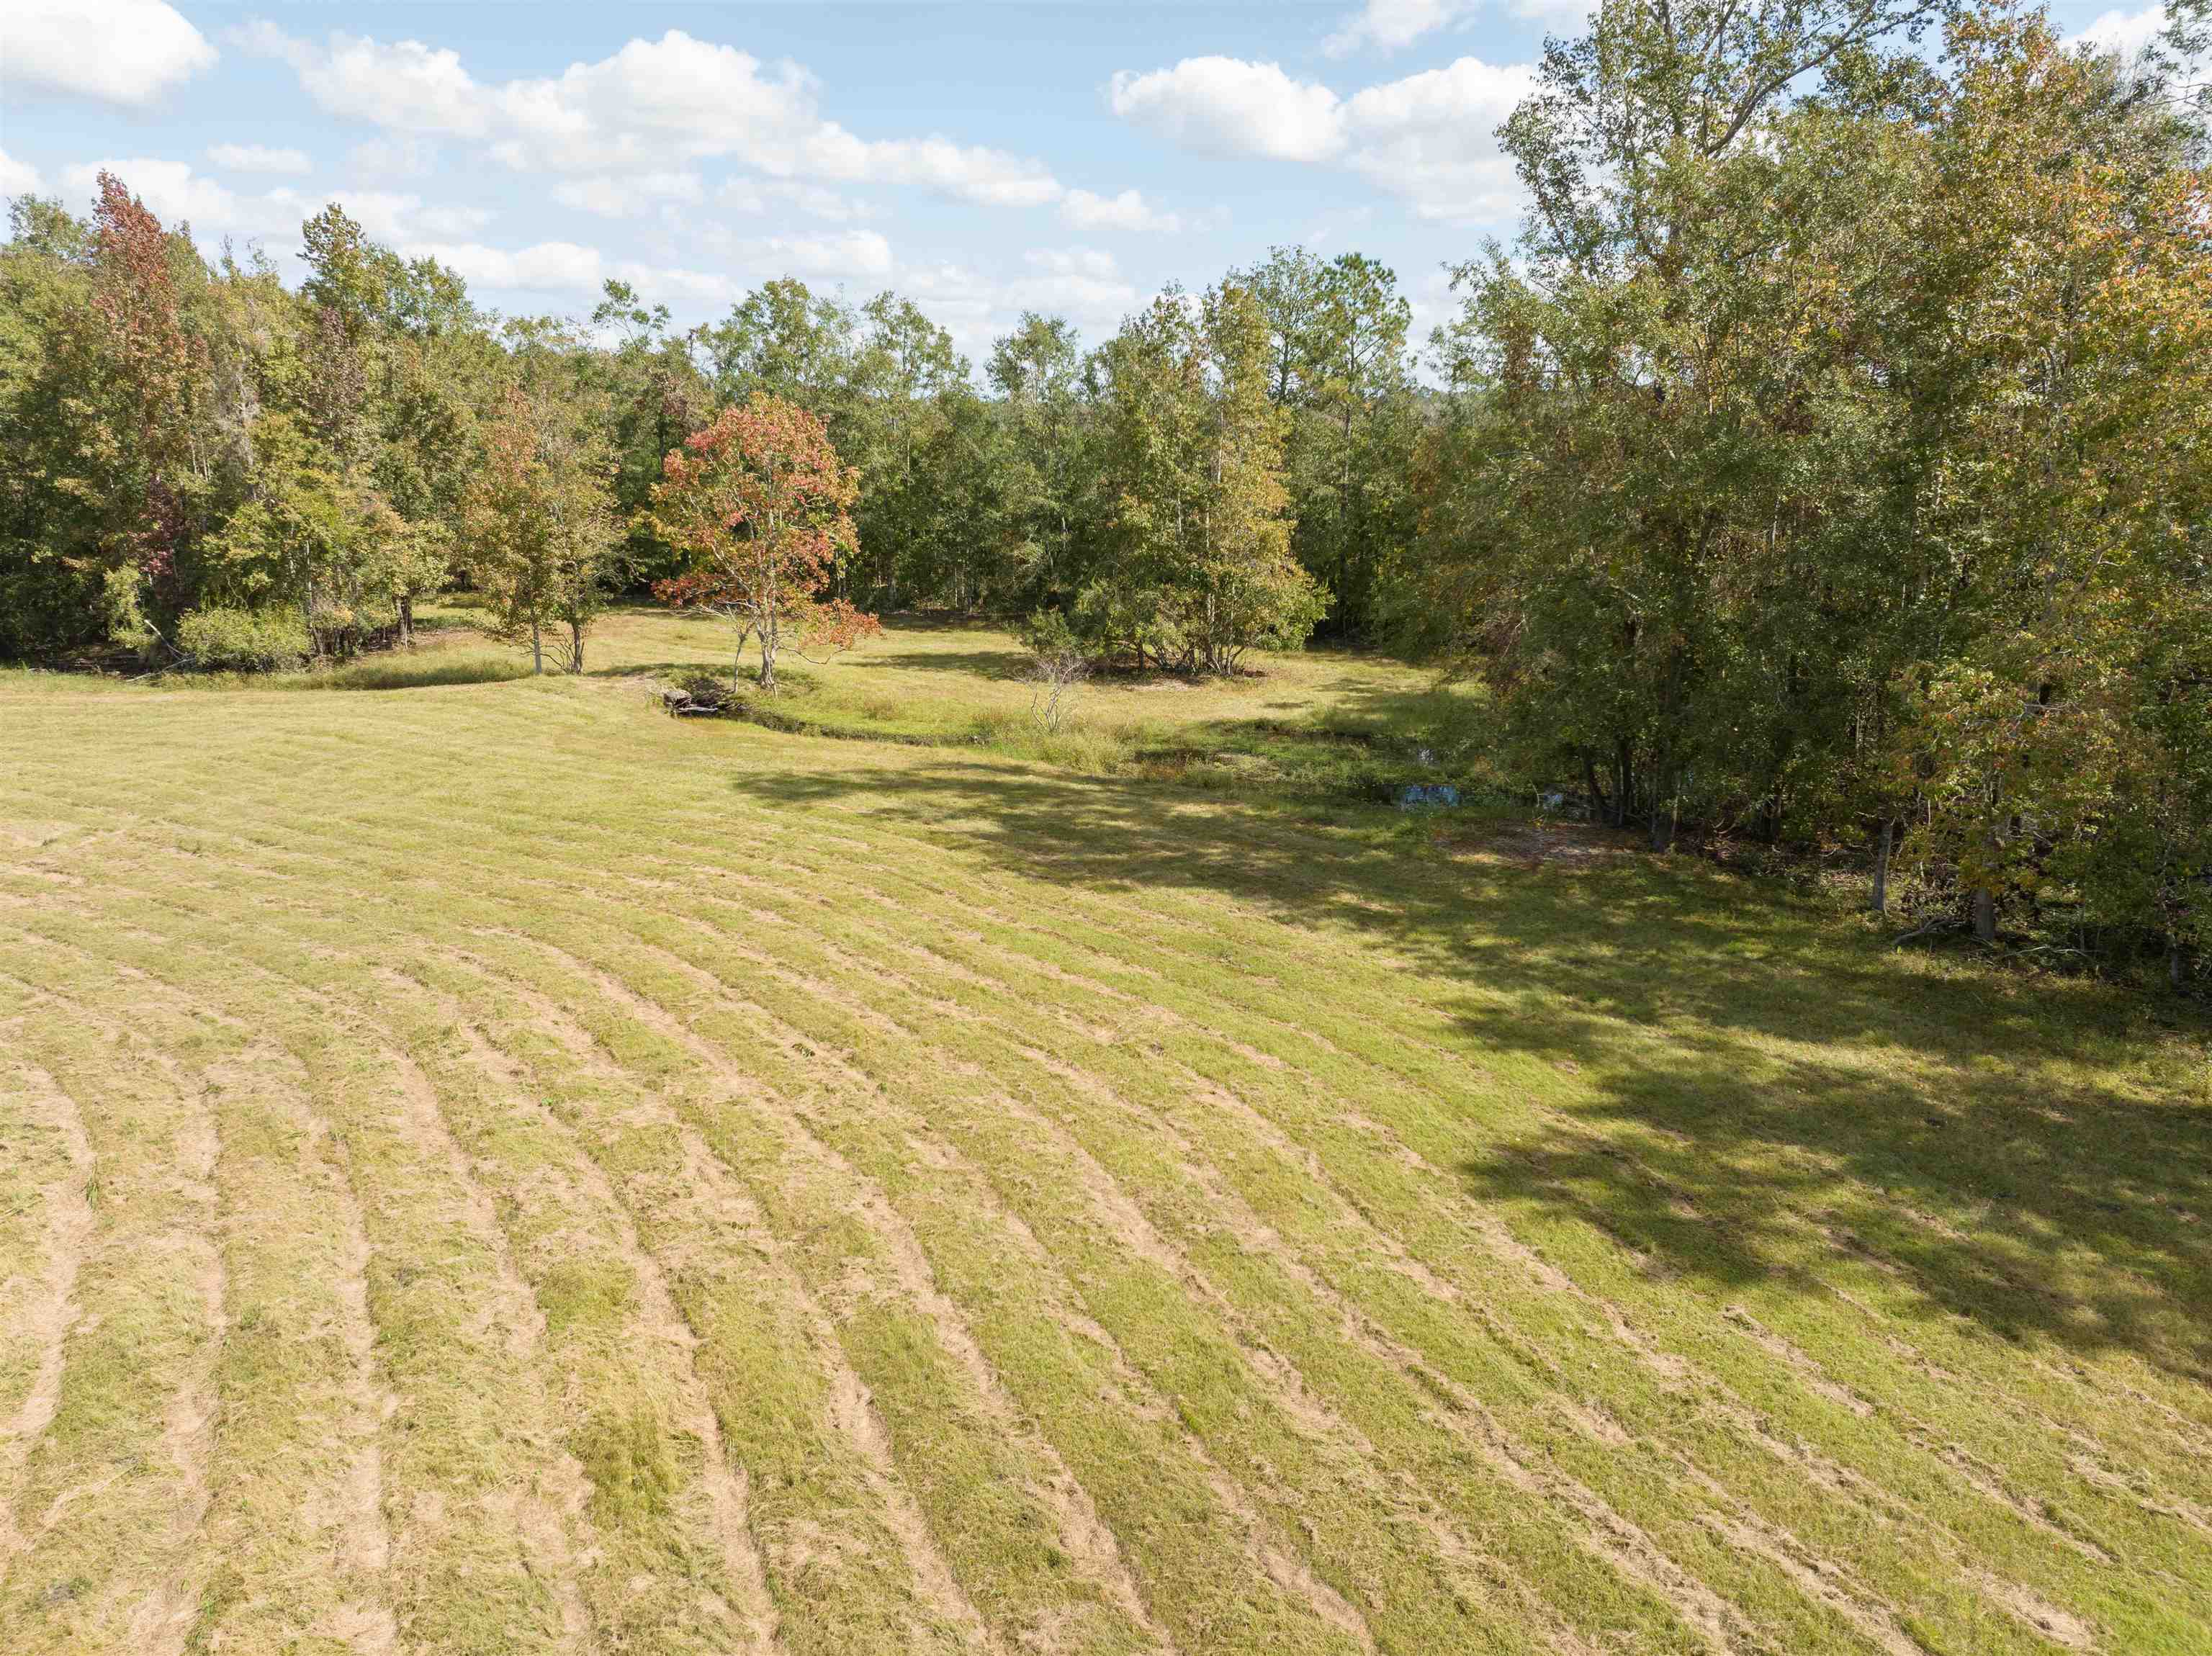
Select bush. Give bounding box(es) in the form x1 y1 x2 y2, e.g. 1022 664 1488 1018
177 606 310 672
1022 608 1089 732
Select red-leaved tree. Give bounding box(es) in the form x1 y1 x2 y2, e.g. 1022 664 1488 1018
90 171 205 584
646 393 878 692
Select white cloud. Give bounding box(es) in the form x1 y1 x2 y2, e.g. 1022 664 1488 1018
207 143 312 176
6 0 215 106
55 161 500 255
765 228 894 279
723 179 873 221
896 248 1141 366
1061 187 1182 234
60 158 302 242
1341 57 1532 220
691 225 894 285
413 225 897 310
607 261 743 309
1108 58 1346 162
1326 0 1470 55
1 150 46 199
1326 0 1590 53
348 136 439 180
2072 4 2170 58
770 181 869 222
773 132 1057 207
552 171 706 218
245 24 1061 209
1005 248 1142 338
338 192 494 243
1110 54 1532 224
237 22 492 138
407 239 606 294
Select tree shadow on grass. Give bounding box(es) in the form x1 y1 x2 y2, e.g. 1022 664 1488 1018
847 647 1034 681
747 755 2212 1385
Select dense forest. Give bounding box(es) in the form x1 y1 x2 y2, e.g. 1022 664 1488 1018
2 0 2208 978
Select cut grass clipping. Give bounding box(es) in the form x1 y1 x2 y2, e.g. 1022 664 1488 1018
1 609 2208 1655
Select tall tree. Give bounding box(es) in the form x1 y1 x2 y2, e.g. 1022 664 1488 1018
986 312 1088 603
1238 248 1416 637
1082 284 1321 673
462 384 619 674
645 393 876 692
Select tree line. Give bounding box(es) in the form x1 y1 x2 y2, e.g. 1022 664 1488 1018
1 175 1414 675
1411 0 2209 976
1 0 2206 978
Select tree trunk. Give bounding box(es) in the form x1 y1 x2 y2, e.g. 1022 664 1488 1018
2169 939 2187 993
531 618 543 675
1972 887 1996 944
397 592 414 647
1871 816 1894 915
1647 762 1673 852
1582 752 1607 824
569 618 583 675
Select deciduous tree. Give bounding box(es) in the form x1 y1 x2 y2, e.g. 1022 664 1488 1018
646 393 876 692
462 385 619 674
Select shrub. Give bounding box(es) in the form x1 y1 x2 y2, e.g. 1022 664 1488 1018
1022 608 1089 732
177 606 310 672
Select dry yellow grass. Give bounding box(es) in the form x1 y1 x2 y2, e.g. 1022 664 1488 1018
1 613 2208 1654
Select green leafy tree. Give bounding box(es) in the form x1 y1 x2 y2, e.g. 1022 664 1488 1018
205 412 397 658
1082 284 1321 674
1238 247 1416 639
462 385 619 673
986 312 1089 604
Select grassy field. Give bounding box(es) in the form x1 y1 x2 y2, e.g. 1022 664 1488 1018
2 611 2208 1655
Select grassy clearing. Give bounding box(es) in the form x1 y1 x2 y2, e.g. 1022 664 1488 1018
1 610 2207 1655
10 604 1493 798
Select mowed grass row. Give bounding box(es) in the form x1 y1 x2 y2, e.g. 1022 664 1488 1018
1 641 2208 1655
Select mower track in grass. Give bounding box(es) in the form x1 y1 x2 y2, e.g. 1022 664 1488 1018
1 633 2209 1655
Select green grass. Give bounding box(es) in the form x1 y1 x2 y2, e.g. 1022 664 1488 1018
0 610 2207 1655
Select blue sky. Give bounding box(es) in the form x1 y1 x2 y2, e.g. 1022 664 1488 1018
1 0 2174 365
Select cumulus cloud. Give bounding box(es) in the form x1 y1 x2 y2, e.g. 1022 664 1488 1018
2071 4 2170 58
207 143 312 176
765 228 895 279
1325 0 1593 53
337 192 494 242
695 223 897 284
242 24 1062 209
406 239 607 294
1325 0 1470 55
235 22 492 138
1110 53 1532 223
769 181 870 222
6 0 215 106
1108 58 1346 162
1341 57 1532 220
552 171 706 218
2 151 46 199
894 247 1141 366
389 221 897 317
721 179 873 221
1061 188 1182 233
58 160 498 254
347 136 440 180
59 158 299 240
1005 248 1142 336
